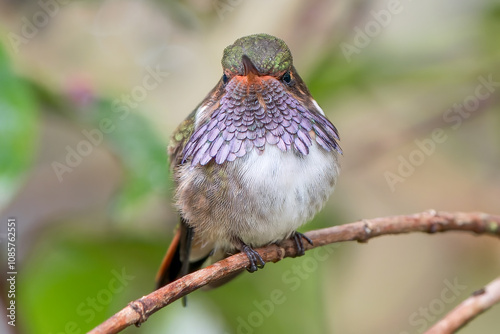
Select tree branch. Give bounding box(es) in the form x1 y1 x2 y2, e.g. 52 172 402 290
88 210 500 334
424 275 500 334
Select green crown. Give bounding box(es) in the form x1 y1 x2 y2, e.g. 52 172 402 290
221 34 292 76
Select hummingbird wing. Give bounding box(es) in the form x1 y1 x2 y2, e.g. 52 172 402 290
157 107 216 293
156 110 197 290
167 109 197 169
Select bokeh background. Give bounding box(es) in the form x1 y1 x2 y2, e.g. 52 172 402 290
1 0 499 333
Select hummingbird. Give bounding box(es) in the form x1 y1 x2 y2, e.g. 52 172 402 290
156 33 341 290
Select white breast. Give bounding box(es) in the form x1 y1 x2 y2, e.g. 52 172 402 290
221 144 340 247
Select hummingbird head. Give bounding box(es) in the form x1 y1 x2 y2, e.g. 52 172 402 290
217 34 304 105
221 34 292 78
183 34 341 166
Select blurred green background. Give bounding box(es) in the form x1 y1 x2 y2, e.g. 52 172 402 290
0 0 499 333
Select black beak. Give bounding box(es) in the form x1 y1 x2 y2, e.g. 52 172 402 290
242 55 259 76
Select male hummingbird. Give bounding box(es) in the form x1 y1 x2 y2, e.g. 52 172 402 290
156 33 341 289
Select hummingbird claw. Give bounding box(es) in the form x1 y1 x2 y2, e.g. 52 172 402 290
240 242 265 272
291 231 313 256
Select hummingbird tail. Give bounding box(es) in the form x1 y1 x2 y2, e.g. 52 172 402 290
155 224 182 289
155 219 211 291
155 219 246 294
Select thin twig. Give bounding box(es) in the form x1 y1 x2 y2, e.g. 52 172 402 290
424 276 500 334
88 210 500 334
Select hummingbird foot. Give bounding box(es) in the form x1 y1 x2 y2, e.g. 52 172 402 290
290 231 313 256
237 239 265 272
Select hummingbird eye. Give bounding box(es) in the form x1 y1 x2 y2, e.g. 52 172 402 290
282 71 292 84
222 73 229 84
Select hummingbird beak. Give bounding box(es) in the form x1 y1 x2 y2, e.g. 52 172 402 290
242 55 259 78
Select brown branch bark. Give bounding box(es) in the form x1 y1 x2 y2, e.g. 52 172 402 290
88 210 500 334
424 276 500 334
